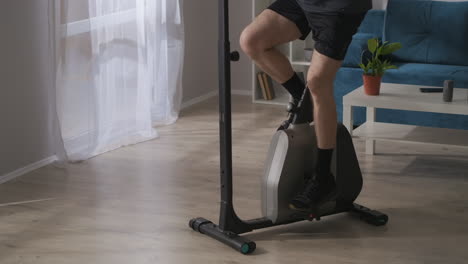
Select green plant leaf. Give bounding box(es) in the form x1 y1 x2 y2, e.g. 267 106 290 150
381 42 402 55
375 46 384 58
359 63 370 74
363 38 402 76
367 38 379 54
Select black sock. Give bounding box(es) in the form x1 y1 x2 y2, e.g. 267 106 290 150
282 73 305 100
316 148 334 184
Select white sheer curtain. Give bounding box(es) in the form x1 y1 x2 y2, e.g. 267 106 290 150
54 0 184 162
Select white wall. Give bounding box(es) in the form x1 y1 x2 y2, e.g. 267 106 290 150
182 0 219 103
0 0 55 179
181 0 254 104
230 1 255 94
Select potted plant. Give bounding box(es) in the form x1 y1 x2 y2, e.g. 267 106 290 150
359 38 402 95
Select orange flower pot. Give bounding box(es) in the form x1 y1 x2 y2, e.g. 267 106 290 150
363 75 383 96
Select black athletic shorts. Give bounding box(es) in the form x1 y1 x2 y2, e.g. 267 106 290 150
268 0 367 61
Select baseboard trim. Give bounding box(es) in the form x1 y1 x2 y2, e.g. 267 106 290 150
0 156 58 184
231 89 252 96
181 90 218 109
181 89 251 109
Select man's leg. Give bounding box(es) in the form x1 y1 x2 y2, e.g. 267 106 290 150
240 9 306 100
289 10 368 210
308 50 342 182
289 51 341 210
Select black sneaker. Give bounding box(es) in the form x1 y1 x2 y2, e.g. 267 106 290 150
289 175 337 210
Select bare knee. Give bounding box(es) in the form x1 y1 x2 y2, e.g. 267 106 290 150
307 75 334 103
240 27 271 60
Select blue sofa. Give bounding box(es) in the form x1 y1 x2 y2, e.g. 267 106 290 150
336 0 468 129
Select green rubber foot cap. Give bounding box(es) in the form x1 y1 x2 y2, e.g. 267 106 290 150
241 244 250 254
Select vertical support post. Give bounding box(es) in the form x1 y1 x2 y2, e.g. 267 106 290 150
191 0 254 236
343 104 353 136
214 0 262 234
218 0 242 232
366 107 376 155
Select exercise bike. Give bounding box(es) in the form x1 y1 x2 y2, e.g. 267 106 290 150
188 0 388 254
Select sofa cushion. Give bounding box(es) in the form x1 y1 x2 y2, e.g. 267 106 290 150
384 0 468 66
384 63 468 88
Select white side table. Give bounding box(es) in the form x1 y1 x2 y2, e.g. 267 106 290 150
343 83 468 155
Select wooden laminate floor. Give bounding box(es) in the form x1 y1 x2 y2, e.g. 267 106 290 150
1 96 468 264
